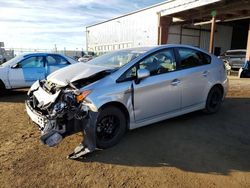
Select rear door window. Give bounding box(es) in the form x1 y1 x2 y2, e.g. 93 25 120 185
177 48 211 69
46 55 69 65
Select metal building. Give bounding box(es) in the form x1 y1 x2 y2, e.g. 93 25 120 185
86 0 250 61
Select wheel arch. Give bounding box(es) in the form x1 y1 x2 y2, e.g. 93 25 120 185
99 101 130 130
205 83 225 103
205 83 226 101
211 83 224 96
203 83 224 114
0 79 6 90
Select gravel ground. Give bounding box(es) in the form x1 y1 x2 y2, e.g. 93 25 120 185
0 77 250 188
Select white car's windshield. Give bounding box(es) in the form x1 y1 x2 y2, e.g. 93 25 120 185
1 55 23 67
88 48 149 68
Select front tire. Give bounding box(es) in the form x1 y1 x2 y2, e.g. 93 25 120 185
0 80 6 96
204 86 223 114
96 106 126 149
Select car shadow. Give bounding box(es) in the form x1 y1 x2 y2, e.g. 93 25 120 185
0 89 28 103
77 97 250 175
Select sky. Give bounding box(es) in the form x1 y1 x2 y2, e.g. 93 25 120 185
0 0 164 51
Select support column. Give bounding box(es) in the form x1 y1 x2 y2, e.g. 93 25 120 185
158 15 172 45
246 20 250 61
209 16 216 54
86 29 89 54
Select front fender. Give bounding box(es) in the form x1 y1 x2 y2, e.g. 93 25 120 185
86 90 134 123
0 67 10 89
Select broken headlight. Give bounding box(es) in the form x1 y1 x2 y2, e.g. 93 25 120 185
76 90 92 103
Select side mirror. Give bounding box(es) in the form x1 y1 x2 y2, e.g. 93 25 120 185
11 63 21 69
137 68 150 80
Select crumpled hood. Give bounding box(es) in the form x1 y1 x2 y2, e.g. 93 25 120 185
47 63 110 86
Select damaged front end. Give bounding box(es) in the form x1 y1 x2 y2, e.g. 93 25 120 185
25 79 92 147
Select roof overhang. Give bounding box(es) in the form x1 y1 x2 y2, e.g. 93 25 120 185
161 0 250 24
160 0 221 17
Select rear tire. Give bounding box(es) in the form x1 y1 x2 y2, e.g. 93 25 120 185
204 86 223 114
96 106 126 149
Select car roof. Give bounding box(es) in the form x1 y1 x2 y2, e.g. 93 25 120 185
106 45 211 58
21 52 65 58
144 44 211 55
117 44 202 52
131 44 208 50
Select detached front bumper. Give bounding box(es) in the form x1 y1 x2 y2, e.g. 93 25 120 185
26 100 64 147
26 80 98 150
25 100 50 130
26 98 95 149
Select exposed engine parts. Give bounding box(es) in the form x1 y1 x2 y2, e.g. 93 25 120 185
26 80 90 147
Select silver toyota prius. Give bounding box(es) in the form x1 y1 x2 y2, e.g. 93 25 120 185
26 44 228 158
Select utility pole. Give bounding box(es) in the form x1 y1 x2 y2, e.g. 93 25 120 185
54 44 57 52
86 28 89 54
209 11 216 54
246 20 250 61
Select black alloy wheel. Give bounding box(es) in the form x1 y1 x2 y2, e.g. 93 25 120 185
96 106 126 149
97 115 120 141
204 86 223 114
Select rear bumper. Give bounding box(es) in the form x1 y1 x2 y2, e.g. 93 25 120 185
222 77 229 100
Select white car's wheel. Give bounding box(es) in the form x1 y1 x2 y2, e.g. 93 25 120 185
0 80 6 96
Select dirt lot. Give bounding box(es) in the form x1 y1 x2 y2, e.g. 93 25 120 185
1 77 250 188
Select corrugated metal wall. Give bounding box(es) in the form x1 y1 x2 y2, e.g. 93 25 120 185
168 24 233 53
87 8 160 53
199 25 210 51
87 0 233 54
87 1 184 54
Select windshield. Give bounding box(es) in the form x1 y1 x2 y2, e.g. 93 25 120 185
1 55 23 67
87 49 148 68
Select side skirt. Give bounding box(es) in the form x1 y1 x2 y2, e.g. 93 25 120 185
129 103 205 130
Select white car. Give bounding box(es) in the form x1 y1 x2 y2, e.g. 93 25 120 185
0 55 3 64
0 53 78 92
78 55 93 62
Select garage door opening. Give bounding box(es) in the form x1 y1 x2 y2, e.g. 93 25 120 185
230 19 249 50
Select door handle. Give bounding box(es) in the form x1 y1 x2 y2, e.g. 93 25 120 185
202 71 209 77
171 79 180 86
